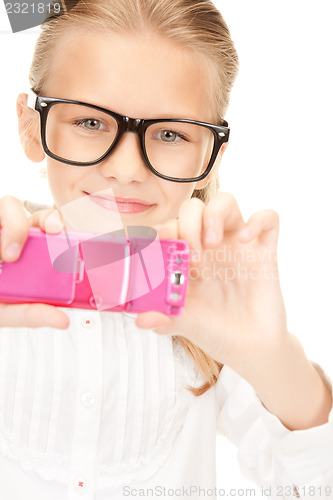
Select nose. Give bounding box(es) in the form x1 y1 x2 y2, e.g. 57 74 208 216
98 132 150 184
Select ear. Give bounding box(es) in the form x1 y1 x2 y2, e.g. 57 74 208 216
16 93 45 162
194 143 228 190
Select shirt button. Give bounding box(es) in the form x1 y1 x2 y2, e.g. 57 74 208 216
81 392 96 408
73 478 88 490
81 317 94 328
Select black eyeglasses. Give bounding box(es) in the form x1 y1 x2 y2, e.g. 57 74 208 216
27 90 230 183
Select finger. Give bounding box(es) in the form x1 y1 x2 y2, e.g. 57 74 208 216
177 197 205 251
29 209 65 233
0 303 70 329
0 196 29 261
153 218 179 241
153 198 205 251
238 209 279 246
135 311 173 333
203 192 244 247
136 309 206 355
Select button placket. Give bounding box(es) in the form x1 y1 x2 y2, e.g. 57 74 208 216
68 311 103 500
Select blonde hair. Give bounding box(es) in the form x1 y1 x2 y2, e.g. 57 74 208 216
29 0 239 396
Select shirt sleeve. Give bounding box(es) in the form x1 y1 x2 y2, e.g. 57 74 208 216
216 363 333 499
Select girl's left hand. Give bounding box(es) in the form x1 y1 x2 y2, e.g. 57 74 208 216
135 192 289 375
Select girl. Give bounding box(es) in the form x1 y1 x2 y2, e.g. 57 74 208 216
0 1 333 499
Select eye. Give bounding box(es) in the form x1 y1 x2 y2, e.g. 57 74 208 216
73 118 108 132
156 129 188 143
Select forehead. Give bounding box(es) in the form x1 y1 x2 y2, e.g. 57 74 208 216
43 29 216 121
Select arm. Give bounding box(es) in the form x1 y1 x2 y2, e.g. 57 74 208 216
135 192 332 431
239 333 332 431
217 363 333 499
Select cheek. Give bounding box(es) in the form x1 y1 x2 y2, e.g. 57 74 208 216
46 164 61 195
46 161 82 202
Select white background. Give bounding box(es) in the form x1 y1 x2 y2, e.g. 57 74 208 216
1 0 333 494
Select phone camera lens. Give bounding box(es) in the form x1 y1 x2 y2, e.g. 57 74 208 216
171 271 184 286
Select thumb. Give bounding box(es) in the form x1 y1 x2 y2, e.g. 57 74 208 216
135 311 174 334
153 218 179 241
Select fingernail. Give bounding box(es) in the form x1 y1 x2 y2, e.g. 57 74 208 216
205 228 219 244
240 227 250 237
5 243 21 260
239 227 253 241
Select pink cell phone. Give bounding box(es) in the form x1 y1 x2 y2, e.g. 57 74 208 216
0 227 189 316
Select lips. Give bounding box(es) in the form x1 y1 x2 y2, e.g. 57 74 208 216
85 192 155 214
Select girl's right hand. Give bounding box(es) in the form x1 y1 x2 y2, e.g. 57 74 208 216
0 196 70 329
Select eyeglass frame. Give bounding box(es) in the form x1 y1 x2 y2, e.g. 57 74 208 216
27 89 230 183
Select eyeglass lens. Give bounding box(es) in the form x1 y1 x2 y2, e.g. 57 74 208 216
45 103 215 179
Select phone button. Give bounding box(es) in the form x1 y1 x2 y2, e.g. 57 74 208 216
89 294 103 309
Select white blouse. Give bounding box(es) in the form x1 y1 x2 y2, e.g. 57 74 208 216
0 308 332 500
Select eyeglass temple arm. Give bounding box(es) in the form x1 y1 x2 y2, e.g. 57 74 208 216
27 89 38 110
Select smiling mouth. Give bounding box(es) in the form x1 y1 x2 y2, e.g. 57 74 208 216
84 192 155 214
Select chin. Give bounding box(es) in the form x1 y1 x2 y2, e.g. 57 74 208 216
119 213 156 228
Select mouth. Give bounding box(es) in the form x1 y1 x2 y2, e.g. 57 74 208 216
84 192 155 214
